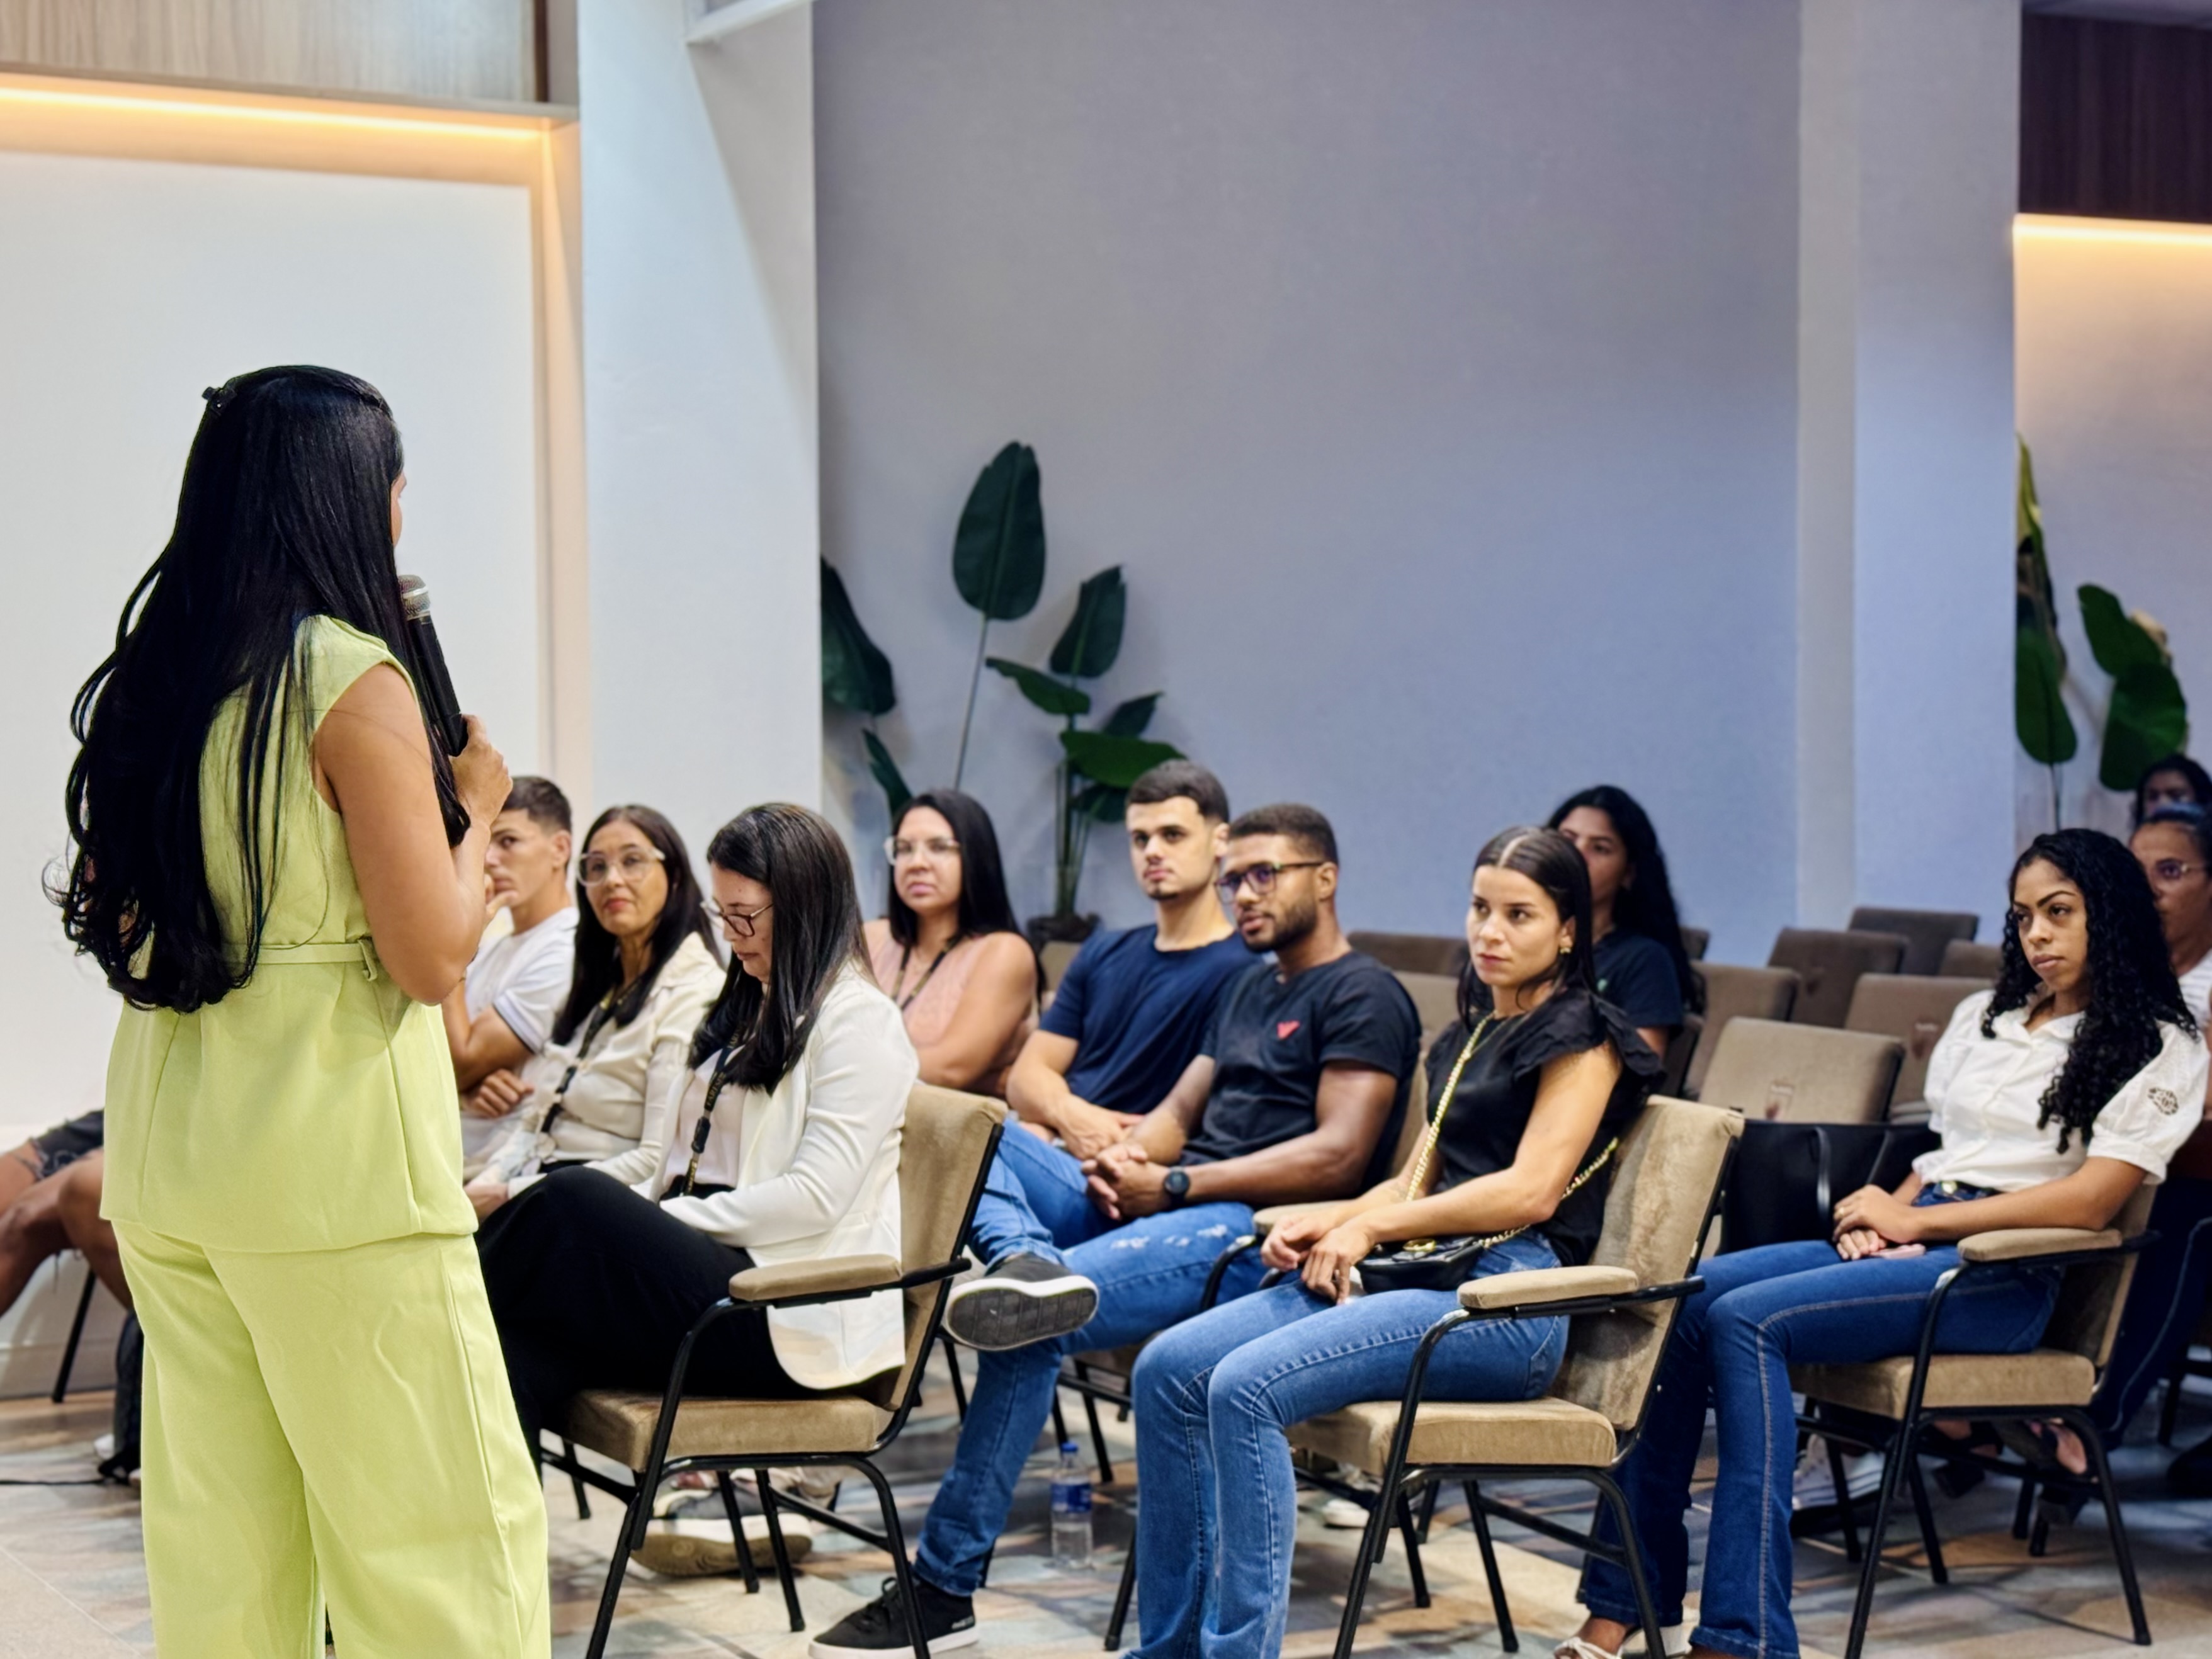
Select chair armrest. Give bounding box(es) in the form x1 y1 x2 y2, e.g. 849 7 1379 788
1957 1227 2118 1264
728 1254 902 1305
1458 1264 1638 1311
1250 1202 1338 1239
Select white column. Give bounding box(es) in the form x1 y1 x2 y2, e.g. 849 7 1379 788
1796 0 2019 926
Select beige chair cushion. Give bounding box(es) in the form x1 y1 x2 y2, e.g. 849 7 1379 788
1768 927 1909 1027
1960 1227 2118 1264
1291 1396 1616 1473
1844 974 1982 1107
730 1254 900 1302
1698 1019 1901 1126
1461 1264 1637 1310
565 1390 895 1468
1846 908 1978 977
1686 964 1799 1097
1939 939 2003 982
1795 1351 2097 1415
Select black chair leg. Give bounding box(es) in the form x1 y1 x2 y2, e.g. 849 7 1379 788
1465 1480 1518 1654
50 1269 96 1405
2012 1469 2038 1539
1079 1388 1116 1485
561 1437 591 1520
2067 1409 2152 1646
716 1470 761 1595
1842 1420 1910 1659
1052 1391 1072 1450
1397 1490 1431 1609
941 1333 970 1420
1105 1531 1138 1650
1415 1478 1439 1543
1331 1475 1394 1659
854 1457 934 1659
1825 1432 1861 1563
757 1469 807 1632
1591 1470 1665 1659
1904 1447 1947 1585
2158 1350 2187 1446
584 1485 648 1659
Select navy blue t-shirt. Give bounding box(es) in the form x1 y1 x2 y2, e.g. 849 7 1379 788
1040 926 1252 1116
1184 951 1420 1188
1592 930 1686 1033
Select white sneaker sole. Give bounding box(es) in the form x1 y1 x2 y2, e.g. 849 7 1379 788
634 1520 814 1578
808 1619 978 1659
944 1273 1097 1351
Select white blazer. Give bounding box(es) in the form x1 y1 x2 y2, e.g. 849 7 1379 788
649 965 917 1390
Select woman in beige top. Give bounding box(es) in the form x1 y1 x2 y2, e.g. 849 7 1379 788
863 790 1039 1097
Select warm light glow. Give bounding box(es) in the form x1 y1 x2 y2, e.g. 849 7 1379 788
0 84 543 143
2015 215 2212 249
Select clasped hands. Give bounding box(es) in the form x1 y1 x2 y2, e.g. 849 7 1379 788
1262 1209 1372 1305
1830 1184 1925 1261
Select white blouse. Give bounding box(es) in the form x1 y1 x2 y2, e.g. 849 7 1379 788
1913 988 2208 1192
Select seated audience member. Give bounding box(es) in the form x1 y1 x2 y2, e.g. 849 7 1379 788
2135 752 2212 825
465 805 720 1215
1565 829 2206 1659
1005 760 1249 1158
450 776 580 1175
865 789 1038 1096
810 803 1419 1658
0 1114 127 1317
2092 806 2212 1473
1130 827 1660 1659
477 803 915 1452
1548 784 1701 1058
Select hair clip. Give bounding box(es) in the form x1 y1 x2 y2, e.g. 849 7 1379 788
201 384 231 411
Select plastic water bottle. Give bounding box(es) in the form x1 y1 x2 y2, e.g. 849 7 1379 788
1049 1440 1092 1570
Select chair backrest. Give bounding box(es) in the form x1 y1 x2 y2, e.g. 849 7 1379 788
1347 931 1467 978
1939 939 2004 982
1844 973 1980 1106
1684 963 1799 1096
1681 926 1710 962
1698 1018 1903 1125
1849 907 1978 977
1395 971 1461 1045
889 1085 1007 1403
1660 1013 1701 1097
1040 939 1082 995
2050 1182 2160 1374
1551 1097 1741 1430
1768 927 1909 1026
1383 1056 1431 1180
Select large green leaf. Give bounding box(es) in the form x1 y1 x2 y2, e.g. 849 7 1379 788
2080 584 2168 680
1049 567 1126 679
2102 660 2190 790
820 560 896 716
1101 693 1160 738
2016 626 2078 766
863 729 912 818
1061 730 1182 788
1073 781 1130 825
2016 440 2064 669
986 657 1091 717
952 443 1046 621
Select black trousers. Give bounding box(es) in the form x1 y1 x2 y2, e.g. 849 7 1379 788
477 1165 814 1452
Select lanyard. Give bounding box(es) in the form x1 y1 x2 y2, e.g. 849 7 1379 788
892 937 961 1011
538 995 620 1138
678 1044 747 1199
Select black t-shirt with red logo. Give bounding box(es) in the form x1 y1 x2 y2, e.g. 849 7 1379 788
1184 950 1419 1187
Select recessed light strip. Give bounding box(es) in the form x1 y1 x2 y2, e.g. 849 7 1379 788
2015 215 2212 249
0 84 543 143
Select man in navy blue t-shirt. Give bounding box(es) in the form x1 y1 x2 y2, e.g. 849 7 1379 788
812 797 1417 1658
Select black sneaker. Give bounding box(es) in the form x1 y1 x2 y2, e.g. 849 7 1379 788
944 1253 1098 1352
808 1575 978 1657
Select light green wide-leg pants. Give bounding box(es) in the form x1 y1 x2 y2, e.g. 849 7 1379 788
116 1223 550 1658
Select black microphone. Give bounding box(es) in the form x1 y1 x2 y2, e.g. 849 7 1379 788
397 575 469 757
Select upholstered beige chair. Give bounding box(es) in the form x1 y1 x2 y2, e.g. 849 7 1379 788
1040 939 1082 995
1940 937 2005 982
1396 970 1463 1045
1684 963 1798 1096
1261 1099 1742 1659
1347 929 1468 977
1680 926 1711 961
1768 926 1909 1026
1843 973 1982 1109
1697 1017 1902 1126
547 1084 1006 1659
1793 1183 2159 1659
1847 906 1979 977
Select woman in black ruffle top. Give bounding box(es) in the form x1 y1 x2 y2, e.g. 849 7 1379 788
1126 827 1662 1659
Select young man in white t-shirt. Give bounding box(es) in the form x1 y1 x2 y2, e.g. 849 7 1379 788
448 776 580 1175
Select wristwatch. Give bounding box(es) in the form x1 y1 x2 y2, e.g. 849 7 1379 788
1162 1167 1191 1208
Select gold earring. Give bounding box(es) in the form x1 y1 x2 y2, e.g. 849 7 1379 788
1560 941 1573 954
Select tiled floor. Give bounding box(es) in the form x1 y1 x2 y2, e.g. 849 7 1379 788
7 1350 2212 1657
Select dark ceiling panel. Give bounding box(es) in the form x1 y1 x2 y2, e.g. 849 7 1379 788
2022 14 2212 222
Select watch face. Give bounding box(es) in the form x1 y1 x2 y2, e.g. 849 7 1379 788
1165 1169 1189 1199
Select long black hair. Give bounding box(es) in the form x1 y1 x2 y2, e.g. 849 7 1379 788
1458 826 1599 1023
690 803 870 1089
1547 784 1702 1015
553 805 715 1043
884 789 1023 948
1986 828 2197 1153
58 367 462 1012
2137 804 2212 872
2134 754 2212 826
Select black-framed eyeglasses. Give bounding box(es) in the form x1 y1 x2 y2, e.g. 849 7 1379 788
1215 861 1324 900
702 899 774 937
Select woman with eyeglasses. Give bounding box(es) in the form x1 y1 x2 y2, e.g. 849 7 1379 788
864 790 1038 1097
464 805 722 1216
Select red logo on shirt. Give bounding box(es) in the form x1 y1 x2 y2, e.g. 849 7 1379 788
1277 1021 1302 1039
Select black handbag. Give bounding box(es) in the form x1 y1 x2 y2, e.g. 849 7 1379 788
1718 1119 1938 1254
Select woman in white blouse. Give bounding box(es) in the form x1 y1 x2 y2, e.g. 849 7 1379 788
477 802 917 1454
1561 829 2206 1659
465 805 722 1213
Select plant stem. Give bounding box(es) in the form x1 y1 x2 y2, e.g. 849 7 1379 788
2050 761 2062 833
954 612 990 788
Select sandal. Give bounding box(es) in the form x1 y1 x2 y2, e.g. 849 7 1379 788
1995 1419 2087 1477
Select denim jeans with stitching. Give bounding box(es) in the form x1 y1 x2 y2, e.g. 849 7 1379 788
1579 1191 2059 1659
1129 1232 1566 1659
916 1124 1266 1596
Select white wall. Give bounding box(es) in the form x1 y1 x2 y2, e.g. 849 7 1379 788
2016 222 2212 840
577 0 820 865
814 0 1803 958
0 150 538 1137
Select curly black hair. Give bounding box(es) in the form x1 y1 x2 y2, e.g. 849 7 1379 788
1985 827 2197 1153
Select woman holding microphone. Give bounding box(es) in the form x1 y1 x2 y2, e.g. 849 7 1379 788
59 367 547 1656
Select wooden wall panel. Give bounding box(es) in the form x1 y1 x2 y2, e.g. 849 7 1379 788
2022 13 2212 225
0 0 542 105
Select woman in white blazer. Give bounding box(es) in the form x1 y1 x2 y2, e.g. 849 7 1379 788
478 803 918 1452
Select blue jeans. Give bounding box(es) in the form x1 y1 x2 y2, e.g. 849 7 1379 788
1580 1196 2060 1659
1130 1232 1566 1659
917 1127 1266 1595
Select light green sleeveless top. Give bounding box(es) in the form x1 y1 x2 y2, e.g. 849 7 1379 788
102 615 475 1252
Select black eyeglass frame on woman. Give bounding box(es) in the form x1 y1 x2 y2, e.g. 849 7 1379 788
701 898 774 937
1215 860 1325 902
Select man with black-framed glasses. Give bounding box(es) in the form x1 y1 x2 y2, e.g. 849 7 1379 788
813 801 1417 1659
